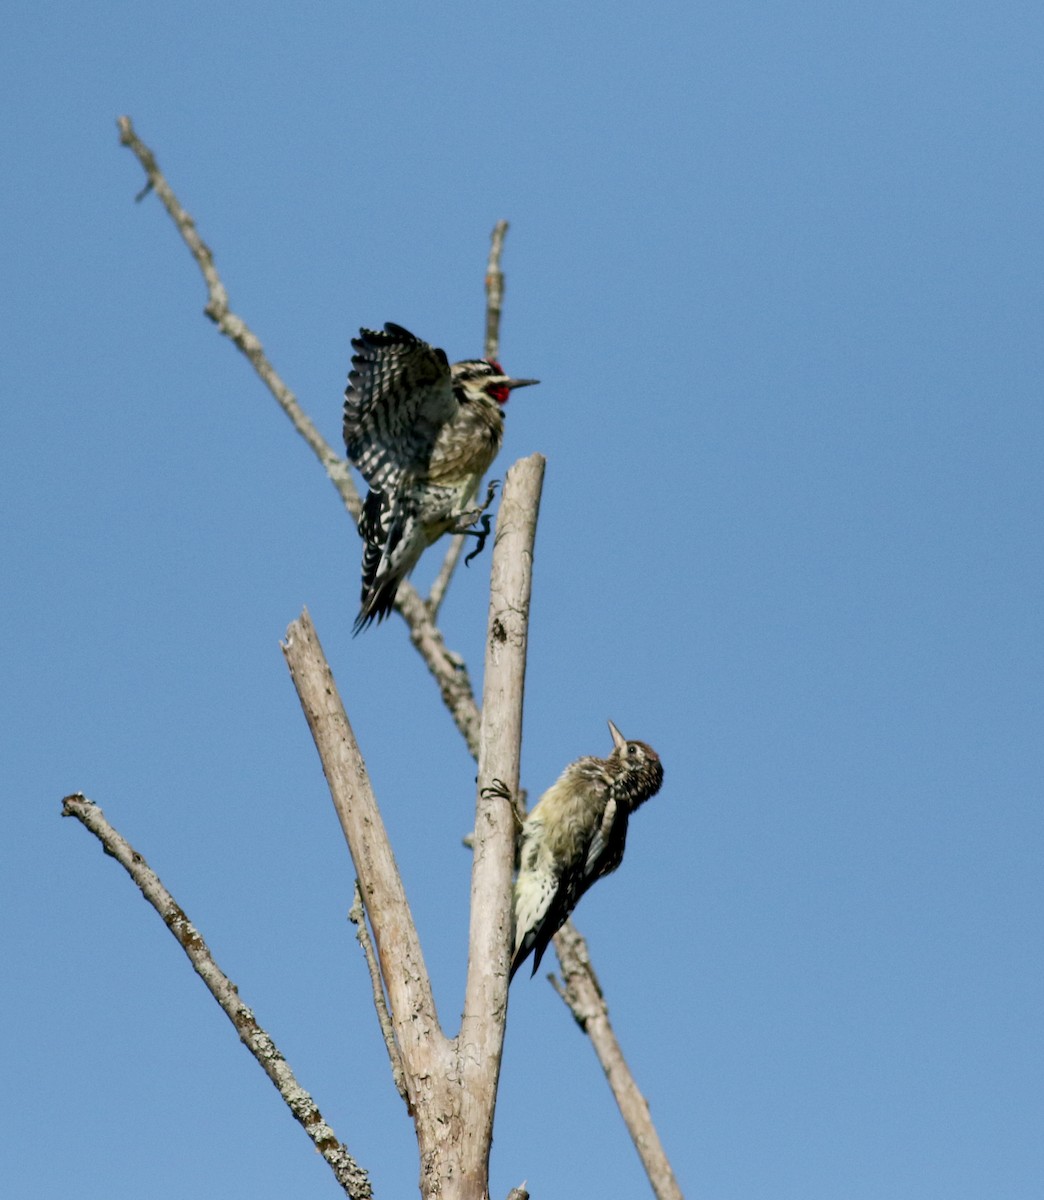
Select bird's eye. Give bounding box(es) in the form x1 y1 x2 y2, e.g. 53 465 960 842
627 744 638 756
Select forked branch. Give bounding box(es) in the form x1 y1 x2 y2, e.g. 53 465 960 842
115 116 682 1198
282 459 543 1200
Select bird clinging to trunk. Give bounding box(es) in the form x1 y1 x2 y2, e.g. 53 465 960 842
511 720 664 980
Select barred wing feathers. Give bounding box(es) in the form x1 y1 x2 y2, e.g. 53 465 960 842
352 487 424 633
343 323 458 493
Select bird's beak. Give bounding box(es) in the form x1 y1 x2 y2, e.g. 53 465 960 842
504 377 539 391
607 719 627 751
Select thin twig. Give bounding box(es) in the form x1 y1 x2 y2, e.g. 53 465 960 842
484 219 509 362
427 534 468 619
427 219 511 618
395 584 481 756
61 793 372 1200
349 880 409 1106
116 116 358 522
549 922 683 1200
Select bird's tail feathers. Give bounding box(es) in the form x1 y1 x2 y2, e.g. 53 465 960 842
353 495 424 634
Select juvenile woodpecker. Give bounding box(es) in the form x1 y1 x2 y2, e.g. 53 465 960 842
511 720 664 980
342 322 538 632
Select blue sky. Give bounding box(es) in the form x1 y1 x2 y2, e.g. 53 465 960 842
4 2 1043 1197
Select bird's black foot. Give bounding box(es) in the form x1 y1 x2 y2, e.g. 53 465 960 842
480 777 512 802
451 480 500 566
480 778 527 839
462 514 493 566
480 478 500 512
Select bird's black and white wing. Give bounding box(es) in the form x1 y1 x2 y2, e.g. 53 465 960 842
343 323 458 493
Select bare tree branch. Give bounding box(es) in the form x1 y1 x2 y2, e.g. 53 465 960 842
550 922 684 1200
349 880 409 1106
116 116 358 522
116 116 682 1198
428 219 512 618
61 792 372 1200
282 609 498 1199
282 459 543 1199
426 536 466 620
281 610 449 1108
483 219 510 362
394 585 482 755
117 114 482 753
457 454 545 1183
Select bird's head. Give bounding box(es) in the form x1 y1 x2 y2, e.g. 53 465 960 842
606 719 664 809
451 359 539 407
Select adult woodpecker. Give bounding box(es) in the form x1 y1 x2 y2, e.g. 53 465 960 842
343 322 538 632
511 720 664 980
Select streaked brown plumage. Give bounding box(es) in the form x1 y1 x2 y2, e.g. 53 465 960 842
511 720 664 980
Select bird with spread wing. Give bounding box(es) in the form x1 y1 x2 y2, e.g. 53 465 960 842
343 322 538 632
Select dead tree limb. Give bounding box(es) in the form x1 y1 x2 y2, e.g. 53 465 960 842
282 456 544 1200
115 117 357 522
551 922 683 1200
483 219 509 363
115 115 682 1197
61 793 372 1200
282 611 445 1083
117 113 481 752
349 881 409 1105
428 218 512 617
458 453 545 1185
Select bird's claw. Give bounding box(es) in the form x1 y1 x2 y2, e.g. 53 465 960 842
480 777 512 801
450 480 500 566
463 514 493 566
480 479 500 510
